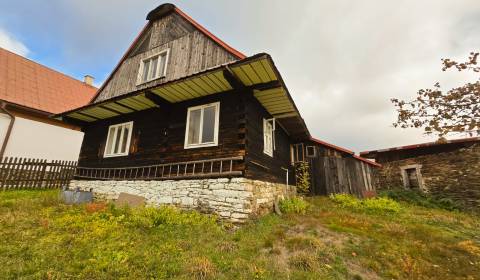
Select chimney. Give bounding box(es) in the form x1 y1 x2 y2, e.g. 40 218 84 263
84 75 94 86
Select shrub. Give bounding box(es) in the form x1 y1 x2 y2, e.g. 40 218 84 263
379 189 460 211
330 194 401 214
279 197 309 214
295 162 311 193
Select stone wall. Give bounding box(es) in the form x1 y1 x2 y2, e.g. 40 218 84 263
375 144 480 208
70 178 296 222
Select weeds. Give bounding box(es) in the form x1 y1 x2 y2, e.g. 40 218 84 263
330 193 402 214
279 197 309 214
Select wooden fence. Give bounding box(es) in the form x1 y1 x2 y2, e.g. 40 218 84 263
0 157 77 190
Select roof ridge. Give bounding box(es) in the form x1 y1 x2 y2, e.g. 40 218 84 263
0 47 97 90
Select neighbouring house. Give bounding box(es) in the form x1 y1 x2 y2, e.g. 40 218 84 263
0 47 97 161
360 137 480 208
55 3 378 221
294 138 380 197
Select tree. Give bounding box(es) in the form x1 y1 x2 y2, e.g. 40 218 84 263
392 52 480 137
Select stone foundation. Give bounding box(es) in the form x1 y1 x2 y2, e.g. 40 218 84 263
70 178 296 222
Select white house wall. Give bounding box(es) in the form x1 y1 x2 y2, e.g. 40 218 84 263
0 113 84 161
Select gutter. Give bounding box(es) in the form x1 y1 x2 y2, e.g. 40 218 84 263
0 101 15 158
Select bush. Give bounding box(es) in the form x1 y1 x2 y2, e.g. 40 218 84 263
295 162 311 193
379 189 460 211
279 197 309 214
330 194 401 214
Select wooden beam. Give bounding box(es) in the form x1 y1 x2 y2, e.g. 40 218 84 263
144 91 171 107
99 105 123 115
114 101 137 112
248 80 281 91
77 111 100 120
223 66 246 90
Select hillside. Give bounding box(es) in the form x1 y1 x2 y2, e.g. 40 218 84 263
0 190 478 279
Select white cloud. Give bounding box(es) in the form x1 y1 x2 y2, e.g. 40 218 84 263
0 27 29 56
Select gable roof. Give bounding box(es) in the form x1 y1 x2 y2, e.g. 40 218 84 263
0 47 97 114
89 3 245 104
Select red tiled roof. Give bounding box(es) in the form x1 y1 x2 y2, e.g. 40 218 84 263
0 47 97 114
360 137 480 156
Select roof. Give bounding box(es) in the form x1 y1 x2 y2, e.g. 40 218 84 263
90 3 246 104
310 137 354 155
56 53 311 140
0 47 97 114
360 137 480 157
309 137 380 167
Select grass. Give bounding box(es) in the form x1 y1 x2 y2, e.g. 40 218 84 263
0 190 479 279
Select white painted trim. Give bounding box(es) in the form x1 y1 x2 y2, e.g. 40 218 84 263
104 121 133 158
263 118 273 157
184 102 220 149
136 48 170 85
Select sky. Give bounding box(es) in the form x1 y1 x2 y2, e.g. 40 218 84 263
0 0 478 153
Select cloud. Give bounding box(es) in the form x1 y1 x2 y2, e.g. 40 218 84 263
0 0 478 152
0 27 29 56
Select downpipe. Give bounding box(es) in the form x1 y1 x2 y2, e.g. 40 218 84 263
0 102 15 159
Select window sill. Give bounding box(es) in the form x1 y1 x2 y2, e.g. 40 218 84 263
104 153 129 158
263 150 273 157
136 75 165 87
184 143 218 149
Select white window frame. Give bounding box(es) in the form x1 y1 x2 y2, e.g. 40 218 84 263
104 121 134 158
263 118 275 157
306 145 317 157
184 102 220 149
136 49 170 85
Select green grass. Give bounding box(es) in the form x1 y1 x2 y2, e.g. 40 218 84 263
0 190 479 279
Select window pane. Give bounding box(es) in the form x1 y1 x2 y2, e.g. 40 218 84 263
158 53 167 76
150 56 158 79
106 127 116 155
121 125 130 153
202 106 216 143
142 60 150 82
187 109 201 145
114 127 123 154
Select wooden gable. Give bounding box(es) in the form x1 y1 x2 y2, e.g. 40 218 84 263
93 5 241 103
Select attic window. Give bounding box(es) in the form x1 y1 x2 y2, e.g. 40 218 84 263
137 49 169 85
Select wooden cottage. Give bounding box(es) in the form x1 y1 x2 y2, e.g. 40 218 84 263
56 3 379 221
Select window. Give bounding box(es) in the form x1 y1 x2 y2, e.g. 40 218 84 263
104 122 133 157
263 118 275 156
184 102 220 149
306 145 317 157
291 143 305 164
400 164 424 190
137 49 169 84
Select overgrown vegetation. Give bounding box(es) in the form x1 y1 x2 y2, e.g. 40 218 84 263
294 162 310 193
0 190 479 279
330 193 402 214
379 188 461 211
279 197 309 214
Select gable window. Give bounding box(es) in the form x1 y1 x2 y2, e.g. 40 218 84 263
184 102 220 149
263 118 275 157
137 49 169 84
104 121 133 157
